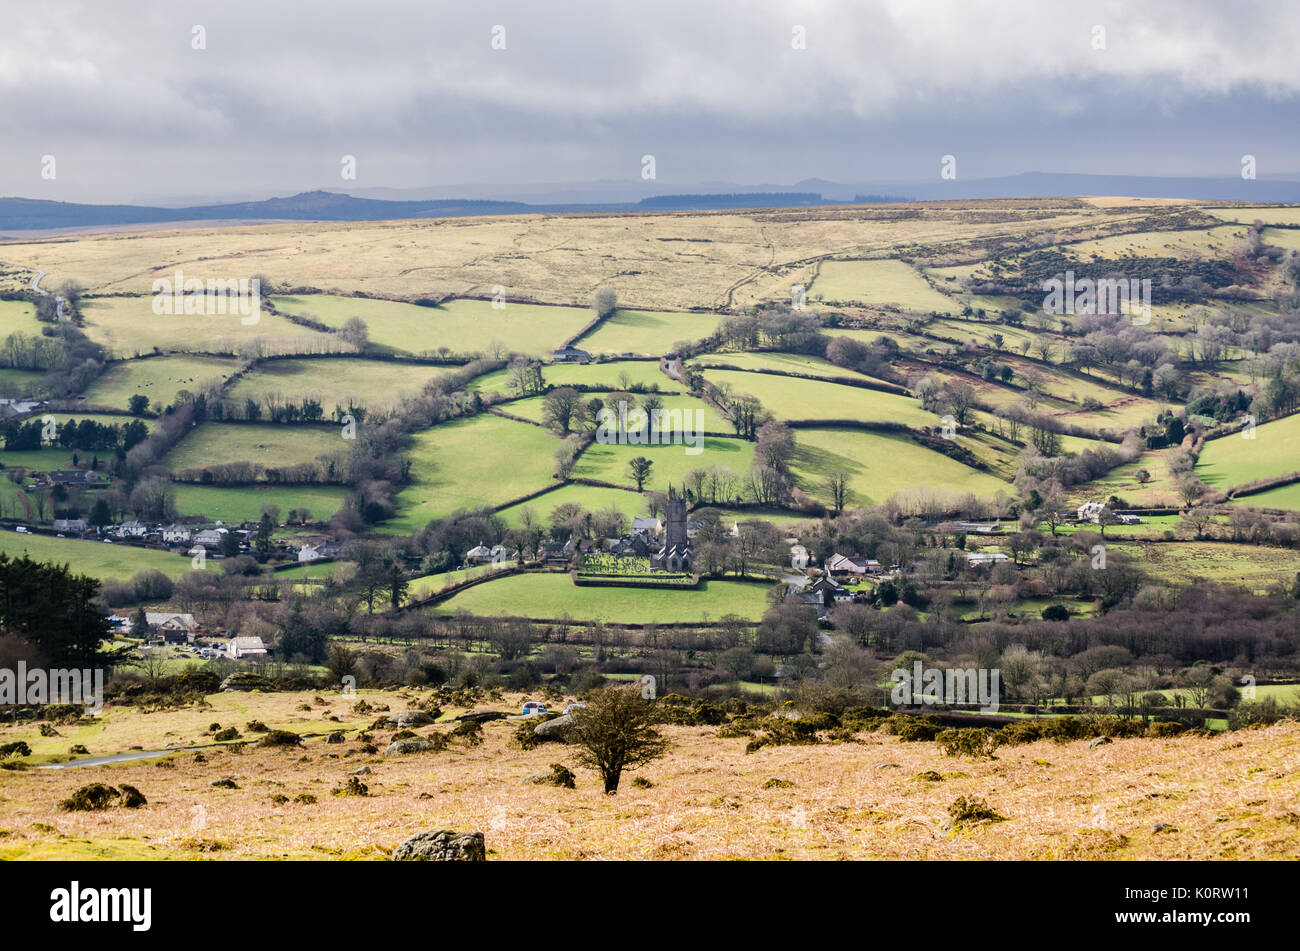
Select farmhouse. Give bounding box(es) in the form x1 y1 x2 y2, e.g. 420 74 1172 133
193 527 228 548
542 538 576 566
1077 501 1107 523
227 635 268 660
825 552 881 578
161 524 192 544
116 519 149 537
47 469 103 487
966 551 1011 567
53 518 88 534
145 612 199 639
552 346 591 364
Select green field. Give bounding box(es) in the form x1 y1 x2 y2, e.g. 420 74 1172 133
431 570 772 622
572 436 757 493
696 350 893 385
790 428 1010 508
700 368 937 426
225 357 450 413
578 308 728 356
1111 541 1300 594
502 391 729 434
0 530 191 581
272 295 592 357
496 484 649 528
172 483 351 522
388 414 561 533
0 299 47 338
1197 414 1300 489
810 260 957 312
84 354 242 412
164 423 345 474
1231 481 1300 511
81 296 340 358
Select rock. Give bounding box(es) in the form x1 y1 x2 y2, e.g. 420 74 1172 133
349 766 372 776
456 710 508 724
384 739 435 755
392 830 485 862
1152 822 1178 834
533 713 573 740
325 731 345 744
1087 736 1112 749
387 711 435 729
874 762 900 769
219 672 273 692
520 772 552 785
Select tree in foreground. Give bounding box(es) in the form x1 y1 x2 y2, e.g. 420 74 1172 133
568 685 669 794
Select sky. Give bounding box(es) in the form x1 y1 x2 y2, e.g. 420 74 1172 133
2 0 1299 203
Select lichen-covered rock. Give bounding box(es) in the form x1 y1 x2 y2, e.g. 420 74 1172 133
219 672 273 692
533 713 573 741
384 739 435 755
387 711 436 728
391 830 485 861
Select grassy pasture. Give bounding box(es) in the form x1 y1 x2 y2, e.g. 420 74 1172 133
572 436 757 493
80 296 341 358
696 350 893 385
0 530 190 580
431 571 772 622
810 260 957 312
1111 541 1300 594
1231 481 1300 511
225 357 450 413
701 368 936 426
1062 225 1248 260
84 354 242 412
578 308 729 356
502 391 729 434
789 428 1010 507
496 484 649 528
1071 448 1184 508
388 414 561 533
1207 207 1300 226
1197 414 1300 489
273 295 593 357
164 423 344 473
0 299 46 337
172 484 351 523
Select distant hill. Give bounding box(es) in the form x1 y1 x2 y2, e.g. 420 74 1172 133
3 172 1299 233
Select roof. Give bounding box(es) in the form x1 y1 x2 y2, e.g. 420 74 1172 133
145 612 198 630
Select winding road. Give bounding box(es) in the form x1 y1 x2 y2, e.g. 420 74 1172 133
27 267 68 320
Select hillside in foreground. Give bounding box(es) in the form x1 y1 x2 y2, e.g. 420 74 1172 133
0 689 1295 861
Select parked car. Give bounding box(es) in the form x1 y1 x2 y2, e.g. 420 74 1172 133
521 701 548 716
15 526 30 534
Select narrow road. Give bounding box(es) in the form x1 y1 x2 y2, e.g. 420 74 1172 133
24 266 67 320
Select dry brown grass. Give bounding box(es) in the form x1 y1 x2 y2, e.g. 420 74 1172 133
0 200 1184 313
1 691 1295 860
